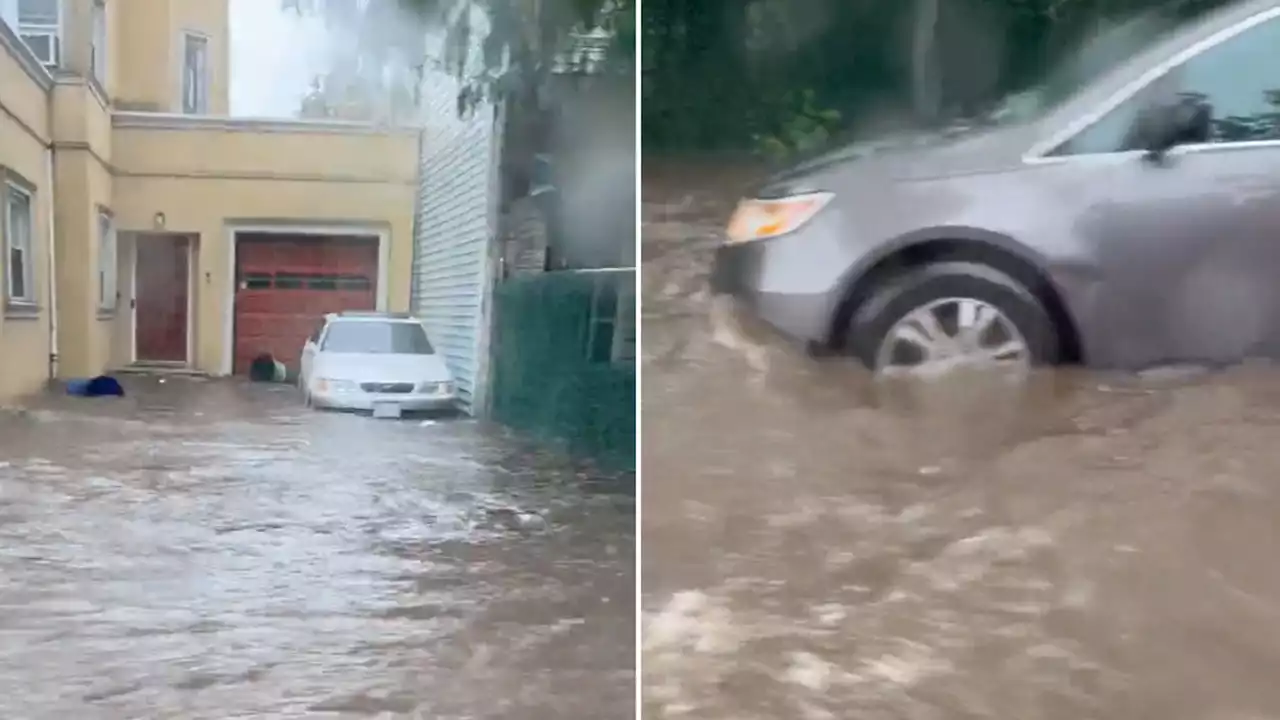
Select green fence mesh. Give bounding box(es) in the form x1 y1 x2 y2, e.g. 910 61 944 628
489 269 636 470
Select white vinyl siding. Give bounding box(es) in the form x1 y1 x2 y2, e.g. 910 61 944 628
410 47 501 415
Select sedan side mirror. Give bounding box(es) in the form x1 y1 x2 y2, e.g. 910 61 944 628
1135 96 1212 162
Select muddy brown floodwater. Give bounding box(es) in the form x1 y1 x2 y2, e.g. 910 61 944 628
0 375 634 720
642 160 1280 720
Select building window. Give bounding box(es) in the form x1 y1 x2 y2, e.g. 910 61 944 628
90 0 106 86
181 32 209 114
611 287 636 363
5 183 34 304
97 209 116 311
584 273 635 365
16 0 60 66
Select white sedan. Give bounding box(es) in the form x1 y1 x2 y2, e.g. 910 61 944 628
299 312 457 416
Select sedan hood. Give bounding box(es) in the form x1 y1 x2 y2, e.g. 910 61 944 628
760 121 1040 194
315 353 453 383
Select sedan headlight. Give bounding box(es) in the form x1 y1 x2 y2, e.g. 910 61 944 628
725 192 833 244
418 381 454 394
315 377 358 393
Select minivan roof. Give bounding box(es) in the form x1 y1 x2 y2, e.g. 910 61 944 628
1032 0 1280 152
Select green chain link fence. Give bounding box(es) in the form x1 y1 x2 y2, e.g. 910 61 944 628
489 269 636 470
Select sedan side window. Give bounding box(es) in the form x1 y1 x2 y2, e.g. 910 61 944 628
1056 14 1280 156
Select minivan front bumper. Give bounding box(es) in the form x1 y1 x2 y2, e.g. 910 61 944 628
707 228 847 346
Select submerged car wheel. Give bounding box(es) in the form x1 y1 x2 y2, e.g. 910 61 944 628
847 261 1059 378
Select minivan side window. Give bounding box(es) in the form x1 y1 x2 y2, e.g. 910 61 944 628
1055 14 1280 156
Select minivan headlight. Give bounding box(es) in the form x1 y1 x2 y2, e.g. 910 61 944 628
725 192 833 244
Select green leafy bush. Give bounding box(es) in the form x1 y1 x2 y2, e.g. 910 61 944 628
751 89 842 162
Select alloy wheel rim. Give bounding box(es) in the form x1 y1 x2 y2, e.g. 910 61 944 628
874 297 1031 379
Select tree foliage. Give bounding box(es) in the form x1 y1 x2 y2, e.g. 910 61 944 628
286 0 631 118
641 0 1234 155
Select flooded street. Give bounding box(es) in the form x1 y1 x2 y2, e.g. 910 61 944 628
0 375 634 720
641 163 1280 719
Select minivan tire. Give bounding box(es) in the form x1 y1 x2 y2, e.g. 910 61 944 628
846 261 1059 373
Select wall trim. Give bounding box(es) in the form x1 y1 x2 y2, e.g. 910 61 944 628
0 97 49 147
51 140 111 171
54 140 413 185
0 20 54 91
111 111 418 136
53 70 110 112
1 164 38 193
113 169 417 185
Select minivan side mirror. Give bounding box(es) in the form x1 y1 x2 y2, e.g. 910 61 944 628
1135 96 1212 161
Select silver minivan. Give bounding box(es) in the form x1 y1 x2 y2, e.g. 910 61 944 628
711 0 1280 377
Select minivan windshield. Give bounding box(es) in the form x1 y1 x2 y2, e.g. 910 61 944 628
321 321 435 355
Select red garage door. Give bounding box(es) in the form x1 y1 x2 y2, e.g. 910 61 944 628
234 234 378 374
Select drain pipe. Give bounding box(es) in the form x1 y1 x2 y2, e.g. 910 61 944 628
45 145 58 380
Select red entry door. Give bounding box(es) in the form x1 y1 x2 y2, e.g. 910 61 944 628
135 237 189 362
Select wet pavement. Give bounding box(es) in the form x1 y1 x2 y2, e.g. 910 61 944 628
641 161 1280 720
0 375 634 720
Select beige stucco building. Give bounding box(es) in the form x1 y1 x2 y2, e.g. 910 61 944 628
0 0 417 402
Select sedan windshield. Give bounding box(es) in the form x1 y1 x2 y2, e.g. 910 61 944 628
321 321 435 355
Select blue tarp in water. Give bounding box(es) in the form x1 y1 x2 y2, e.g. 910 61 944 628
66 376 125 397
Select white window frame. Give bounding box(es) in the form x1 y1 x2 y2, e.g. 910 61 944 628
610 283 635 363
583 271 635 365
1024 4 1280 163
15 0 61 67
5 181 35 305
180 31 210 115
97 208 116 311
90 0 107 86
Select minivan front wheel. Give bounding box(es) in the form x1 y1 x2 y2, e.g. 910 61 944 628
847 261 1059 378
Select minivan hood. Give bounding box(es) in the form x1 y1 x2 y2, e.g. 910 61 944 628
760 122 1039 194
316 353 453 383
